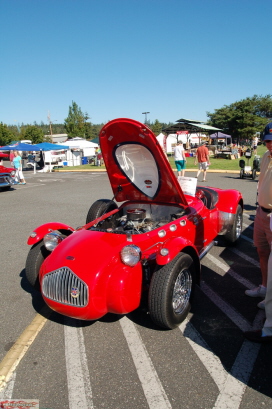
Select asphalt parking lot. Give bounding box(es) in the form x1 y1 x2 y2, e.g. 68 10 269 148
0 169 271 409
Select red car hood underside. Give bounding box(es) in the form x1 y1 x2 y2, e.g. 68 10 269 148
99 118 188 206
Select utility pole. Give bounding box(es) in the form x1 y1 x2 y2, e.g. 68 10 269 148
47 111 57 143
142 112 150 124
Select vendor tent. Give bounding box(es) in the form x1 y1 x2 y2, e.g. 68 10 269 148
0 142 36 151
58 139 99 162
33 142 70 151
209 132 232 139
33 142 70 173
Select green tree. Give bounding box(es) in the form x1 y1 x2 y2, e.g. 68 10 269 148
0 123 14 146
207 95 272 142
150 119 163 135
22 125 44 143
64 101 87 138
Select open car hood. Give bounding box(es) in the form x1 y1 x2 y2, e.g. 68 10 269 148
99 118 188 206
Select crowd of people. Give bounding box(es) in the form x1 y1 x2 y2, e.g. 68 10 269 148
174 141 210 181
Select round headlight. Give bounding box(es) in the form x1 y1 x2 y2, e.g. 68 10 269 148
120 245 141 266
10 170 16 177
44 232 63 251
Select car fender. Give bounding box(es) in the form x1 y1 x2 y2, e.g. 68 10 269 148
156 236 198 265
216 189 243 213
106 262 143 314
27 223 75 245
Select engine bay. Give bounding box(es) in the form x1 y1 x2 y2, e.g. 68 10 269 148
89 203 187 235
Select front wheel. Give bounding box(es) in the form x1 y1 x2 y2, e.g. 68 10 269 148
148 253 196 329
252 169 257 180
225 204 243 244
25 241 50 290
240 169 244 179
86 199 118 225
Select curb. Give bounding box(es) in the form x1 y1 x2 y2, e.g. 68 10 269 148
53 168 243 174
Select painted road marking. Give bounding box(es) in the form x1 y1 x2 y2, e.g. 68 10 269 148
229 247 260 268
240 234 253 243
212 340 260 409
206 253 258 289
180 320 260 409
0 308 50 391
120 316 172 409
64 318 94 409
201 282 251 332
0 373 16 399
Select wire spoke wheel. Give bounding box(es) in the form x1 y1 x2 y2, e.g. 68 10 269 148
172 268 192 314
148 253 196 329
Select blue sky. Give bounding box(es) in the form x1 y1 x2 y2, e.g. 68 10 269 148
1 0 271 127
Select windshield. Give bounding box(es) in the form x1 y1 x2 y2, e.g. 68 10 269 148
114 143 160 198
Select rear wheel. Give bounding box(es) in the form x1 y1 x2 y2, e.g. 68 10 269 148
148 253 196 329
225 204 243 244
25 241 50 290
240 169 244 179
252 169 257 180
86 199 118 225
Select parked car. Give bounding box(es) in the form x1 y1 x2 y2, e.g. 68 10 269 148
0 153 15 191
25 118 243 329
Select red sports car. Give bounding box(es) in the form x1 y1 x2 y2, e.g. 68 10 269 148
0 153 15 191
26 118 243 329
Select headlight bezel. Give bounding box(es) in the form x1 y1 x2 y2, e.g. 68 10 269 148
43 232 64 251
120 245 141 267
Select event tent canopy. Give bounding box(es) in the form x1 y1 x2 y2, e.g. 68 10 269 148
163 118 221 135
33 142 70 151
0 142 36 151
209 132 232 139
0 142 70 151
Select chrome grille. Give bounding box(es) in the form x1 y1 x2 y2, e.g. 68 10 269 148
42 267 88 307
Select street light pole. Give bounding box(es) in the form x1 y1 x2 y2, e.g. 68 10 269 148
142 112 150 124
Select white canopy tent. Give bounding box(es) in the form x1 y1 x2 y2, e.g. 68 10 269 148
156 132 206 154
58 138 99 166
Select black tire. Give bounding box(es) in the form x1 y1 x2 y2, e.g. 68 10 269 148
240 169 244 179
25 241 50 290
148 253 196 329
86 199 118 225
252 169 257 180
225 204 243 244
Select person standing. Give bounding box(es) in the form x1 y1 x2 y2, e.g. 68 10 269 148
245 123 272 306
9 150 15 166
252 135 258 155
195 142 210 182
244 220 272 343
13 150 26 184
174 141 186 177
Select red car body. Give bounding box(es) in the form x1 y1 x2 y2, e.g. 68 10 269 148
26 118 243 329
0 152 15 190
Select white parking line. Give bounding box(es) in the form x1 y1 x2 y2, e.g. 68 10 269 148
240 234 253 243
0 373 16 399
120 316 172 409
179 320 228 391
64 318 94 409
206 253 258 289
229 248 259 268
201 282 251 332
213 340 260 409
